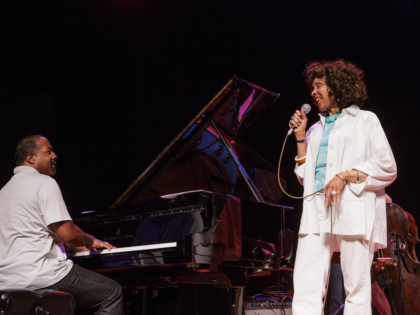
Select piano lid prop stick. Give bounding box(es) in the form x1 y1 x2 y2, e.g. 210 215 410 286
210 119 265 203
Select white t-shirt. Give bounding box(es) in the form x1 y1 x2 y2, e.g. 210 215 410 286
0 166 73 290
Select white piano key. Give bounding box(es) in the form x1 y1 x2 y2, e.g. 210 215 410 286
68 242 177 257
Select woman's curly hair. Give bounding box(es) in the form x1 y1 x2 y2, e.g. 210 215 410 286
303 59 368 109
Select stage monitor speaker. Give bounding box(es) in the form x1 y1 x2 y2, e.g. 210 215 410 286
244 309 292 315
243 295 292 315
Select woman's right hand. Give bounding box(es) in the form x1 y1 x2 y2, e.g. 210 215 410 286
289 108 308 139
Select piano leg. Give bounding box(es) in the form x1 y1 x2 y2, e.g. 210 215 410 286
233 287 244 315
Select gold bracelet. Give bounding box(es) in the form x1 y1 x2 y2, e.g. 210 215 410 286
346 171 351 183
336 173 347 184
296 159 306 165
356 170 361 184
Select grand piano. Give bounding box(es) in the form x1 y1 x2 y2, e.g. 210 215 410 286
70 76 294 315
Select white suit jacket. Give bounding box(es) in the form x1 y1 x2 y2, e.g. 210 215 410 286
295 105 397 248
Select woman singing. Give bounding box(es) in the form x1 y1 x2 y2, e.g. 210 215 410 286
290 60 397 315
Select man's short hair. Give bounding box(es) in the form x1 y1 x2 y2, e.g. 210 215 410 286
14 135 44 166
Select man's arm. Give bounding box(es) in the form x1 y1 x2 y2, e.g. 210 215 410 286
51 221 115 251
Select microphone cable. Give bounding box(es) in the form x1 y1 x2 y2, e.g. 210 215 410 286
277 136 325 199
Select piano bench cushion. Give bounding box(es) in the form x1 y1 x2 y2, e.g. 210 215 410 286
0 289 75 315
39 290 75 315
0 290 40 315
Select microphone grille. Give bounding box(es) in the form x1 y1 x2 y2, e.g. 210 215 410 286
302 103 311 114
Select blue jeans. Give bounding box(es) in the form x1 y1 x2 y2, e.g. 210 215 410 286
36 264 123 315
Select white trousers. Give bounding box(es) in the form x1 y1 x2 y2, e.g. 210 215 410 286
292 233 375 315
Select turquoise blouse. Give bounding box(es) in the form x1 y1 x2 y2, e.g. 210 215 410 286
314 114 341 191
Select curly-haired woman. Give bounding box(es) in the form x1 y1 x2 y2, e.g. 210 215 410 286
290 60 397 315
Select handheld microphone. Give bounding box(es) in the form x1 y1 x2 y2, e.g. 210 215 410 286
286 103 311 138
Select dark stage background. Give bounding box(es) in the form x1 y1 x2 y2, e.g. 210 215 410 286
0 0 419 243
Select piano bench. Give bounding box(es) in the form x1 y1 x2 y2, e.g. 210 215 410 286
0 289 75 315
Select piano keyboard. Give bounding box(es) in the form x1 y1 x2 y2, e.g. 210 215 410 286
67 242 178 257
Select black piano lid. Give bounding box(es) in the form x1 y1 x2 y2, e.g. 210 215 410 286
110 76 281 209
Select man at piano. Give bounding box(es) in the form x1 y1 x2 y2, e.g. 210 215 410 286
0 135 124 314
289 60 397 315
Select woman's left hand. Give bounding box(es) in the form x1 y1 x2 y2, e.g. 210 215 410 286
324 176 346 207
